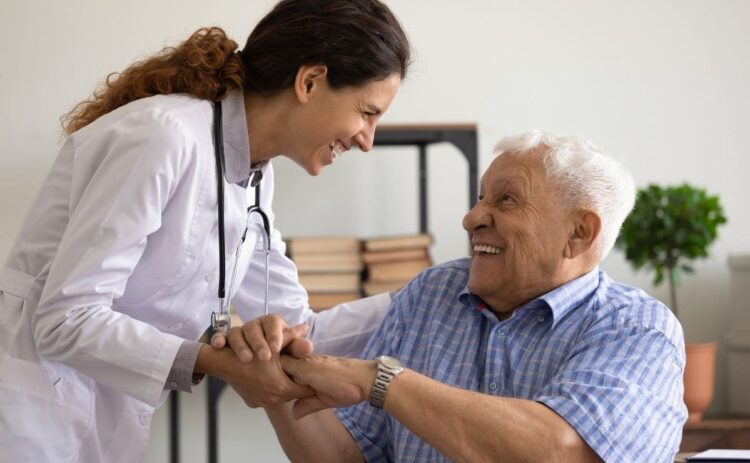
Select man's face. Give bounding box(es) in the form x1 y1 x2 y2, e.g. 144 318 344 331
462 150 575 314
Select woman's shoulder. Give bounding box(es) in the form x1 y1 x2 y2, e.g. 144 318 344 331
74 94 212 142
66 94 215 180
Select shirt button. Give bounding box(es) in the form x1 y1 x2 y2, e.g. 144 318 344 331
139 413 151 426
169 380 178 390
499 330 506 336
537 315 545 323
489 382 498 390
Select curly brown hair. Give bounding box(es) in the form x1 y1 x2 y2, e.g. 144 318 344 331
62 0 411 136
61 27 243 135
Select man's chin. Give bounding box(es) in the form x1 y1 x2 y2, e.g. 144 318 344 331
466 276 488 298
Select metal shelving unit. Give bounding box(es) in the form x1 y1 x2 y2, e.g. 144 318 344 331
169 123 478 463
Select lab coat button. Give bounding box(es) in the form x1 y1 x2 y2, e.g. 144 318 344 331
139 413 150 426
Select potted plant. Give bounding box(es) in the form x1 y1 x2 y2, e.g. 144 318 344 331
616 183 727 423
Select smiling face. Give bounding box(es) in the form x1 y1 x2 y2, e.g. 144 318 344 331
462 149 579 316
284 67 401 175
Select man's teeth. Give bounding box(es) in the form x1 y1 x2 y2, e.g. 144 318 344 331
473 244 501 255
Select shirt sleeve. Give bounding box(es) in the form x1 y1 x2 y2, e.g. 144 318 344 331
164 340 203 392
533 309 687 462
307 292 392 357
333 281 411 462
34 111 193 407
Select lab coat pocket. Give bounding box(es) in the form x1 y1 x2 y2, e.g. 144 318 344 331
0 356 94 461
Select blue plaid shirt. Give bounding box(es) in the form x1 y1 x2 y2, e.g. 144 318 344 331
335 258 687 463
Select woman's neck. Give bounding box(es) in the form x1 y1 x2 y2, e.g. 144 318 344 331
243 90 293 165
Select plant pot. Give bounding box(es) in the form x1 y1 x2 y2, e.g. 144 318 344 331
683 342 717 424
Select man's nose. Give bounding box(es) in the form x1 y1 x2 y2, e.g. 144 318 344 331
462 204 490 232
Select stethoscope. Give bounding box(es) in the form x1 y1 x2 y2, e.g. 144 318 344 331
210 100 271 335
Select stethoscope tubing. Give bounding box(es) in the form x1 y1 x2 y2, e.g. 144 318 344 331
211 100 271 334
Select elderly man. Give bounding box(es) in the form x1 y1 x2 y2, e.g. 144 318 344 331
266 131 687 462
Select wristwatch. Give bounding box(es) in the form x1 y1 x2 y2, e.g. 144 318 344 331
368 356 405 409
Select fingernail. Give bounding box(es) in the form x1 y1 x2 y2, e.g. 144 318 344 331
260 348 271 361
241 350 252 362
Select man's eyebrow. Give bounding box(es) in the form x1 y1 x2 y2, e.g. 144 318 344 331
491 178 519 190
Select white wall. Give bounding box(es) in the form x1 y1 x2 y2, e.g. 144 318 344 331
2 0 749 461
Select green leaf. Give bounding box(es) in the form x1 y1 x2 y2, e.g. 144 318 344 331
617 183 727 309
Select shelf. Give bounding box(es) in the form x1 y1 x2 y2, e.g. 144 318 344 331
373 123 479 233
680 417 750 452
171 123 480 463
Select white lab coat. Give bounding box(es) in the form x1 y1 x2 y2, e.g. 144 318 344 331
0 91 390 462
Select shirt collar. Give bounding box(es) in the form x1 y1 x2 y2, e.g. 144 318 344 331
458 267 601 328
535 267 600 327
220 89 267 185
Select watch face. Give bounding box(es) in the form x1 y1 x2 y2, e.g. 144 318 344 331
378 356 402 369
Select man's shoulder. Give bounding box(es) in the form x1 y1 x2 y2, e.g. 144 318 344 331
395 258 470 309
595 272 683 348
413 257 470 287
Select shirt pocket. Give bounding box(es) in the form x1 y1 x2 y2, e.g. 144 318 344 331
0 354 94 460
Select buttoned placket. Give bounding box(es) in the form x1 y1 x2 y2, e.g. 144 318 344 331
477 303 552 395
473 304 507 395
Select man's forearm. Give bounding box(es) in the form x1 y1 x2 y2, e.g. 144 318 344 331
265 402 363 463
384 370 601 463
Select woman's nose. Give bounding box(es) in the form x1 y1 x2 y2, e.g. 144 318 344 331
353 122 376 152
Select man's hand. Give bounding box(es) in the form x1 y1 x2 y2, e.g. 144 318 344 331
223 348 314 408
280 355 378 419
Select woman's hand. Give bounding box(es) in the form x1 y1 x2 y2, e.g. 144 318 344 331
211 314 313 361
195 314 315 407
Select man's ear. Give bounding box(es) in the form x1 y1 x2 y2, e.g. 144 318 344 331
293 64 328 103
564 210 601 259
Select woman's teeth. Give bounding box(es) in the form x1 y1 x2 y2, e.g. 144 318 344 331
330 141 346 158
473 244 501 255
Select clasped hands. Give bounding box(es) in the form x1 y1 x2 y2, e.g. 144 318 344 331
205 314 376 417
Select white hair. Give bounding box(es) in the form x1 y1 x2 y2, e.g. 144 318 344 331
494 130 636 259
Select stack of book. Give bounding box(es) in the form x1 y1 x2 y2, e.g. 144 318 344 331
287 236 363 312
361 233 433 296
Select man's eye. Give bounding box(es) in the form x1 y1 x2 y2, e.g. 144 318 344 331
501 194 515 203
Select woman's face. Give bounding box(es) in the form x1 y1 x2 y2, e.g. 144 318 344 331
287 71 401 175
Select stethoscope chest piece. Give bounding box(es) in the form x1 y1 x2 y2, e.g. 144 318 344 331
211 311 231 333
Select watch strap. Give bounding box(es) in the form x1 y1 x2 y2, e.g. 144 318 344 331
368 356 404 409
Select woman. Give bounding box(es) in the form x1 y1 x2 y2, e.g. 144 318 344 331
0 0 410 460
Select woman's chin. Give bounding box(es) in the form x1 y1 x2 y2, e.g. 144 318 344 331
305 162 324 176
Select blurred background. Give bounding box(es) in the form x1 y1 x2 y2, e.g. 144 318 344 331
1 0 748 460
